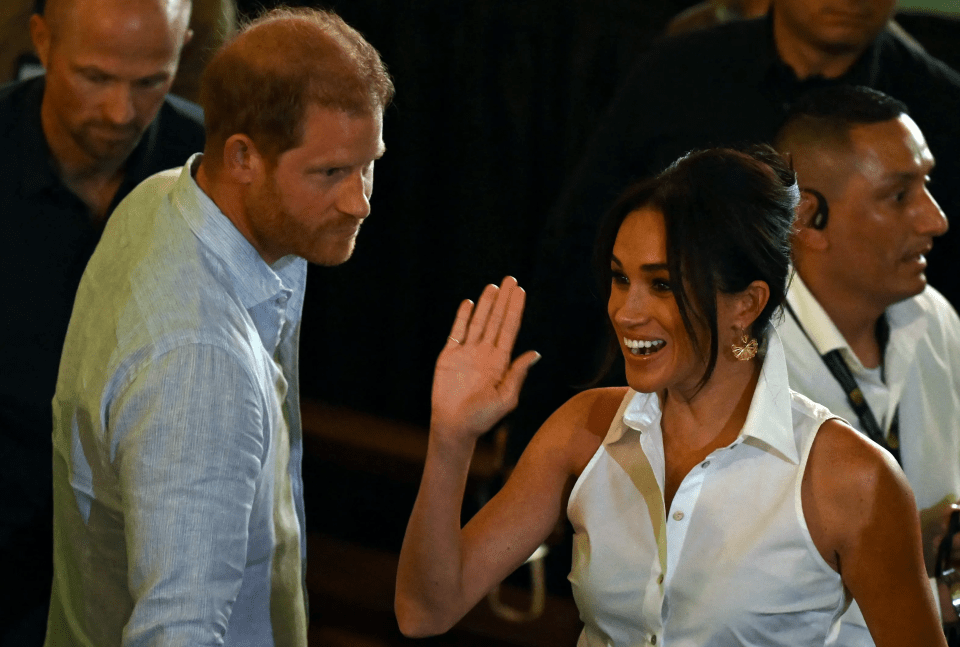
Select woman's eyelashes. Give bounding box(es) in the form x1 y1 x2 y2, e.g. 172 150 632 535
651 277 673 293
610 267 674 294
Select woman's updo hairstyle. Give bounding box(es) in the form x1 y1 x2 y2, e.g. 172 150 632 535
595 145 799 388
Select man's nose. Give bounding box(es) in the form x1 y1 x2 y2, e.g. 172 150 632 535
338 170 372 219
917 187 949 237
102 83 136 126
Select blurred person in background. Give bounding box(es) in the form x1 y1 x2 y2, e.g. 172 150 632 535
0 0 202 643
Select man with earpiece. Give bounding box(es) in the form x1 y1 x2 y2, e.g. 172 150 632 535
775 84 960 647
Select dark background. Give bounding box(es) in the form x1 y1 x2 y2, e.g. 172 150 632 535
233 0 960 433
237 0 699 425
241 0 708 611
233 2 960 631
234 0 960 551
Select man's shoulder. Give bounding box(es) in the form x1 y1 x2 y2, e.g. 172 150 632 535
0 77 40 131
161 93 205 129
653 16 766 57
147 94 206 168
906 286 960 341
874 28 960 94
82 187 267 374
620 17 771 109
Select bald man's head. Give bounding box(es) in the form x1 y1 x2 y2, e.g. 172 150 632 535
41 0 191 47
31 0 192 170
200 7 393 170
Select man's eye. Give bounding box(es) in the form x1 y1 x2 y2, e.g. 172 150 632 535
136 77 167 90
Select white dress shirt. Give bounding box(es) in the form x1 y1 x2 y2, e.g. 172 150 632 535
568 331 847 646
777 273 960 647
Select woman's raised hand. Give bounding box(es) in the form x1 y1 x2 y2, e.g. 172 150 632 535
431 276 540 441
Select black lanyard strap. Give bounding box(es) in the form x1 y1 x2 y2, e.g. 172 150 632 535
785 302 901 464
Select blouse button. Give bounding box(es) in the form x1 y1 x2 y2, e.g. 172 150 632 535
657 573 664 585
701 460 710 468
651 635 658 645
673 511 684 521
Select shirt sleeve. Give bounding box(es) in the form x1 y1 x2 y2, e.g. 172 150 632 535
108 342 266 647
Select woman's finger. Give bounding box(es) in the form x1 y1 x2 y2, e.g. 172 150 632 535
447 299 474 345
498 349 541 407
482 276 518 345
495 283 525 351
465 283 499 344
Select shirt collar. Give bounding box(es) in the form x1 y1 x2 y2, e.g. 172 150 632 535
171 154 305 311
738 329 799 463
786 272 851 358
786 272 929 374
617 327 799 464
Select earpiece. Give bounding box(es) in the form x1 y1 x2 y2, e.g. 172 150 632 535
800 188 829 230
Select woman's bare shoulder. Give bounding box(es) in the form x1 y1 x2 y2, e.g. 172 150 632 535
807 418 905 496
546 386 631 437
803 418 912 562
531 387 631 476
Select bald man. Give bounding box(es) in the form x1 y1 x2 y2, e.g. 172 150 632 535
775 85 960 646
47 8 391 646
0 1 202 645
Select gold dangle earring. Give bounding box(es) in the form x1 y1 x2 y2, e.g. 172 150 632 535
731 328 758 361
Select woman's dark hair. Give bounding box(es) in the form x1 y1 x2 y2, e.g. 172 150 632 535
595 145 798 390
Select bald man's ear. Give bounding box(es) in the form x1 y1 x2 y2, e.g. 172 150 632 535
793 190 829 252
30 14 51 69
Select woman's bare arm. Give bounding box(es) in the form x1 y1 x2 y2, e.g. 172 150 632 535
394 277 622 637
803 418 947 647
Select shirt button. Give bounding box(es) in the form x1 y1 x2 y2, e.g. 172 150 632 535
651 635 657 645
701 460 710 468
673 511 684 521
657 574 664 585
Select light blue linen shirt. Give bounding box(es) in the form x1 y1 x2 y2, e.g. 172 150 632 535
46 155 309 647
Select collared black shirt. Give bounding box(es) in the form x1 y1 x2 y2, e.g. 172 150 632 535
514 16 960 455
0 76 203 643
539 17 960 303
0 77 204 418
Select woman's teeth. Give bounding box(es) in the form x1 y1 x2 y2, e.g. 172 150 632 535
624 338 665 355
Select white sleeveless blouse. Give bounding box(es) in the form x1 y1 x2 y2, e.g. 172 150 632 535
568 332 848 647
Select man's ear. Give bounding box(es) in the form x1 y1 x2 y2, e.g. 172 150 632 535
794 190 829 252
222 134 265 185
30 14 51 69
